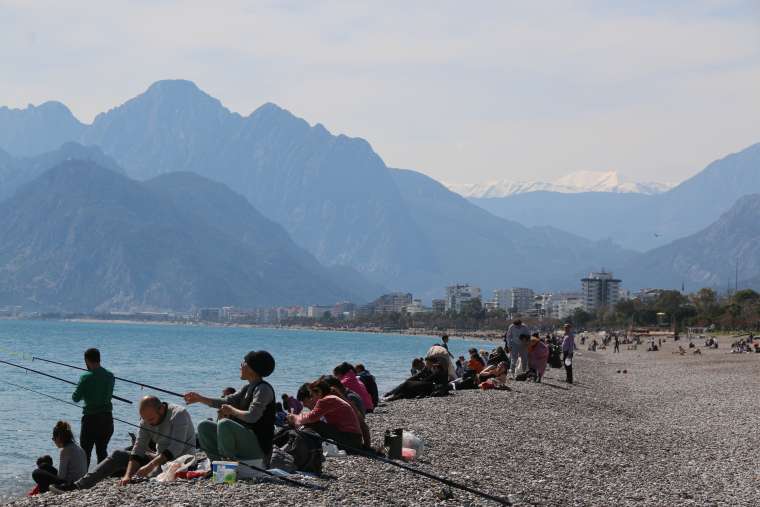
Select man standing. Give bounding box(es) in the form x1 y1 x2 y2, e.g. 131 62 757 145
72 348 115 466
614 334 620 353
562 323 576 384
504 319 529 376
53 396 195 492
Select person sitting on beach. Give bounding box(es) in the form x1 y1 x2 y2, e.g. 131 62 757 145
486 346 509 367
466 348 486 374
426 345 457 381
288 379 363 451
478 361 510 390
32 421 87 494
479 349 490 367
354 363 379 408
333 362 374 413
383 357 450 401
281 393 303 415
184 350 276 464
275 402 288 427
476 360 509 383
454 358 465 378
410 357 425 376
54 396 195 492
321 376 372 448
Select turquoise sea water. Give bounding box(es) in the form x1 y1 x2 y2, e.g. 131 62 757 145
0 319 488 500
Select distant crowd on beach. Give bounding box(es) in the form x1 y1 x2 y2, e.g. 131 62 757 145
26 321 580 497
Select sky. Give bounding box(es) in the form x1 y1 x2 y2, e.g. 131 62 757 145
1 0 759 185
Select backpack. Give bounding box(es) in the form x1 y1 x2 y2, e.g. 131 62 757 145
272 428 324 474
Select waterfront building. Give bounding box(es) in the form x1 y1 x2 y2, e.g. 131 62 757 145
445 284 481 313
581 271 622 312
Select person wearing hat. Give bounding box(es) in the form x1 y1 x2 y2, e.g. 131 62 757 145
184 351 276 463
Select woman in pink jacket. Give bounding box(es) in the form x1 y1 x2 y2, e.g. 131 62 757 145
333 362 374 413
528 334 550 382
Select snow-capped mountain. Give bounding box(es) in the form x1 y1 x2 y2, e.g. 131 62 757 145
448 170 674 198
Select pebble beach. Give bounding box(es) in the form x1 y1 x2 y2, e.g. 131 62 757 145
7 341 760 506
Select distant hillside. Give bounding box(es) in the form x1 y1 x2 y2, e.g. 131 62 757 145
0 161 367 312
471 143 760 251
620 194 760 291
0 101 85 157
0 80 640 295
0 142 124 201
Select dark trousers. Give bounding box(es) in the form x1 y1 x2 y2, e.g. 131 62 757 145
614 343 619 353
563 352 573 384
387 380 434 399
75 450 150 490
81 412 114 466
306 422 363 452
32 466 62 493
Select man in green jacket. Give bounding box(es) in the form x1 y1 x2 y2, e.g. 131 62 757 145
72 348 115 466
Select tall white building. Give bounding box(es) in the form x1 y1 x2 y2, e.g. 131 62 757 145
445 284 481 312
581 271 622 312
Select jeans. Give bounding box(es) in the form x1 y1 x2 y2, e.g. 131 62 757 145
75 450 150 490
197 419 264 461
81 412 114 466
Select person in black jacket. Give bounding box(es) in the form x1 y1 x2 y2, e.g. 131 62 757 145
382 358 449 401
354 364 379 407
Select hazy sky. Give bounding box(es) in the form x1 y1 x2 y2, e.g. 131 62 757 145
1 0 759 185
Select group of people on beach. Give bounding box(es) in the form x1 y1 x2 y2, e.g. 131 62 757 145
29 347 383 495
383 321 577 403
28 320 577 497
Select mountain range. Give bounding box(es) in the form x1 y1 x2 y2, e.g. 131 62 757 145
470 143 760 252
0 79 758 306
620 194 760 291
0 160 374 312
0 80 636 299
448 170 673 198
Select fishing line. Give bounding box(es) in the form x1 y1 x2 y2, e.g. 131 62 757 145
0 358 132 404
31 356 184 399
0 378 320 491
295 428 512 505
5 347 510 502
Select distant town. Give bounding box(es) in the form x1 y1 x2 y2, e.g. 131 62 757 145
6 270 753 333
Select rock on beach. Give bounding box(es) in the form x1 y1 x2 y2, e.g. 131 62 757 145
8 344 760 506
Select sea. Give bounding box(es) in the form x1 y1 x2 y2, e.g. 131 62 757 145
0 319 489 501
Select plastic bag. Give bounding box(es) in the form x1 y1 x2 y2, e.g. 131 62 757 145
402 431 424 458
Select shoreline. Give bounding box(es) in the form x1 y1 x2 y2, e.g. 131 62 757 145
30 317 505 343
7 343 760 505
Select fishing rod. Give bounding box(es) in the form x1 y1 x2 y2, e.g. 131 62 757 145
0 358 132 405
32 356 184 399
294 428 512 505
0 378 320 491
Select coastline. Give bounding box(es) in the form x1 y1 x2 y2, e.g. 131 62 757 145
7 342 760 506
56 318 505 343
